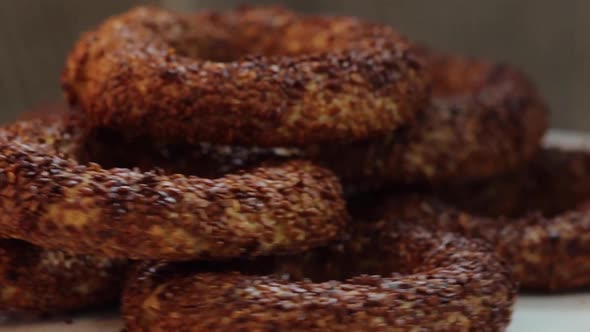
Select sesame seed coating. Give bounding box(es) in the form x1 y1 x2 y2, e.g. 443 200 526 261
66 52 546 188
310 52 548 185
122 207 516 332
0 239 126 314
61 6 428 147
368 148 590 291
0 114 348 260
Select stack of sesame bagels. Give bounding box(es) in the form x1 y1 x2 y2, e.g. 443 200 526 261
0 5 587 332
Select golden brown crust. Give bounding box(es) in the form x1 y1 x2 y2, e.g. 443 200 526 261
65 52 546 187
0 239 126 314
0 115 348 260
369 148 590 291
122 211 516 331
311 53 548 184
62 6 428 147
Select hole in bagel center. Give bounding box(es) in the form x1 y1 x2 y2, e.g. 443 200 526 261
167 22 350 63
76 127 286 179
267 249 415 283
170 39 243 63
169 39 321 63
176 239 423 284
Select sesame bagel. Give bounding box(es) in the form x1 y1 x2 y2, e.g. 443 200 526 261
65 51 546 187
62 6 427 147
312 52 548 185
0 114 347 260
371 148 590 291
122 201 516 332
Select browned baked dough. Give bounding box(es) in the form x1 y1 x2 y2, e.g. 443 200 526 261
62 6 428 147
122 205 516 331
0 239 125 314
0 114 347 260
64 53 546 186
368 148 590 291
311 52 548 185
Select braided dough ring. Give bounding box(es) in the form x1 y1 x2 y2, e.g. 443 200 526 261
311 52 548 184
0 239 126 314
0 114 347 260
62 6 427 147
123 205 516 331
377 148 590 291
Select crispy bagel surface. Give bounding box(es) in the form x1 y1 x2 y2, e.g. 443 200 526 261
312 53 548 184
62 6 427 147
0 115 347 260
122 200 516 332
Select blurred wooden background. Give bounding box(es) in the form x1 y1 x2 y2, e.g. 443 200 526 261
0 0 587 129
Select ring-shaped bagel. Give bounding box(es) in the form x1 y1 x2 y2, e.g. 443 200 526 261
62 6 427 147
122 206 516 331
68 52 546 187
0 114 347 260
311 52 548 184
376 148 590 291
0 239 126 314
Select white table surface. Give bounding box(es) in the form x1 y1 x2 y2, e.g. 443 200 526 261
1 129 589 331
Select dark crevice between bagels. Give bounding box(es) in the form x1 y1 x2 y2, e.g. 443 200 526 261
76 127 280 179
437 148 590 218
